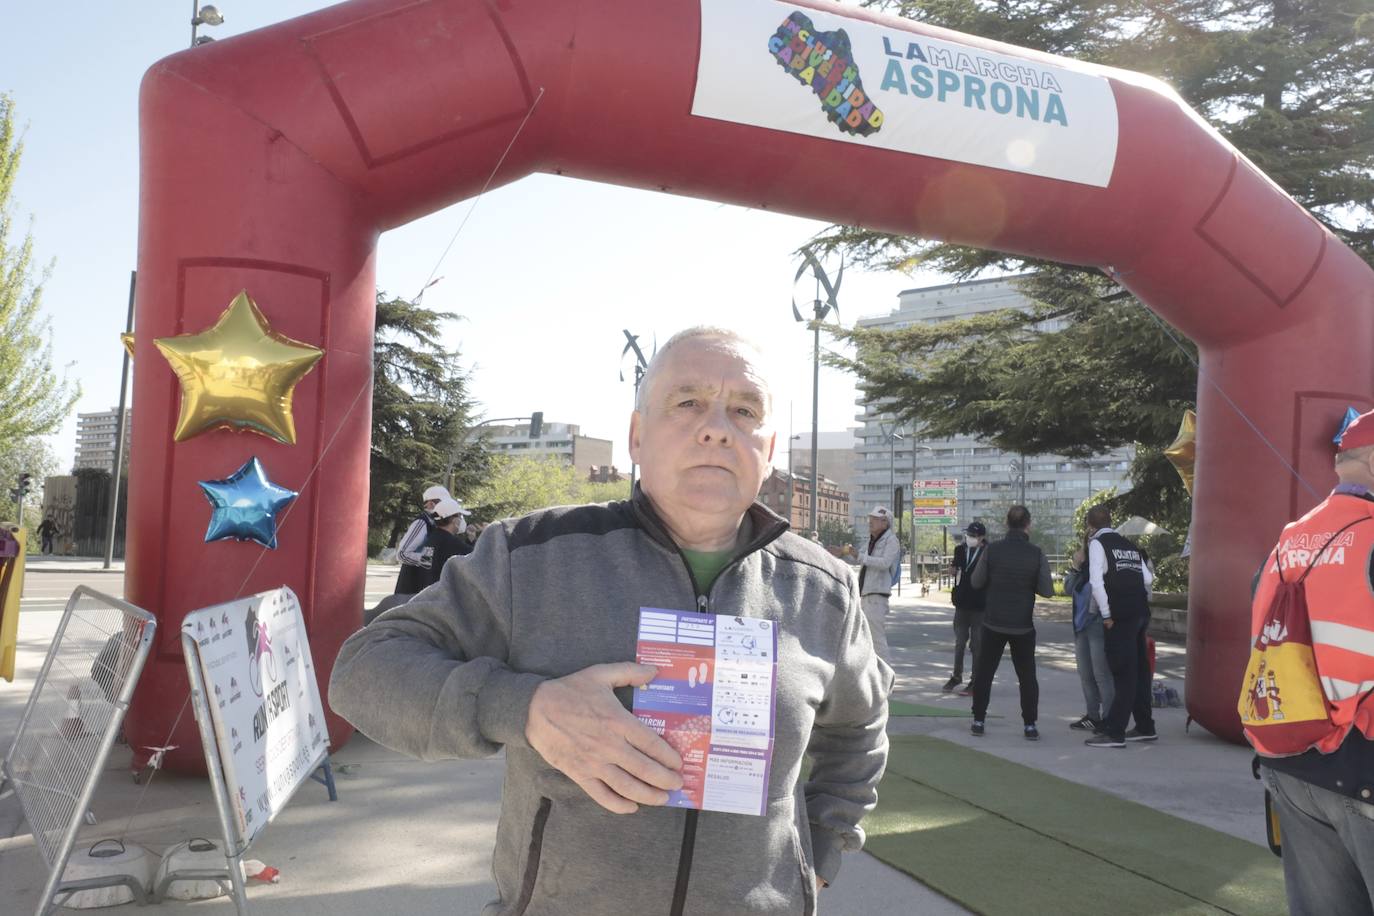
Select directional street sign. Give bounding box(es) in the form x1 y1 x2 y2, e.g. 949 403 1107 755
912 479 958 525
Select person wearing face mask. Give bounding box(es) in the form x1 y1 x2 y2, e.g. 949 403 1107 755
419 497 474 590
394 484 450 595
945 521 988 695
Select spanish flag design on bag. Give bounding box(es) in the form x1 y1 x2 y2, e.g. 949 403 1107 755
1239 518 1366 756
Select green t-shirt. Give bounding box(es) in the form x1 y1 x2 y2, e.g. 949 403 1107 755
681 548 734 596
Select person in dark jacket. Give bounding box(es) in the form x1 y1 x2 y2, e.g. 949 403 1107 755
945 522 988 694
968 505 1055 740
420 497 473 589
1082 505 1156 748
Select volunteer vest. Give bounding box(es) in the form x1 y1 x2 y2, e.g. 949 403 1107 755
1249 494 1374 755
1093 531 1149 618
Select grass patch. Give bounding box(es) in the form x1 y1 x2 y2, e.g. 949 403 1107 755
864 735 1284 915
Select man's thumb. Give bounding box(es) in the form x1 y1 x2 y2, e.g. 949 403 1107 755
593 662 660 687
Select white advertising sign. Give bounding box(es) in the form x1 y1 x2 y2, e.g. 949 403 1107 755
693 0 1119 187
183 587 328 846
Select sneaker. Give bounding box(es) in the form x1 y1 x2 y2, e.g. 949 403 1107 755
1069 715 1098 731
970 720 985 737
957 688 973 697
1024 724 1040 741
1084 735 1126 748
942 676 962 692
1125 728 1158 742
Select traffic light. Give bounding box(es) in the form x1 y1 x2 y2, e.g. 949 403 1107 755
528 411 543 439
16 474 32 498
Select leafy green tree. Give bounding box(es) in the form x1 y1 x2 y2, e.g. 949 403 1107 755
368 292 490 555
0 436 59 544
467 456 629 522
0 94 79 443
818 516 856 548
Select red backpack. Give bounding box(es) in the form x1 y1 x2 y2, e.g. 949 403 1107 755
1239 517 1368 756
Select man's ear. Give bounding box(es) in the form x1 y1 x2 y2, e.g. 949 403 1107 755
628 410 643 465
765 430 777 465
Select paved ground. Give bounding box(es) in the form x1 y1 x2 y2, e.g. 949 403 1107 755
0 561 1269 914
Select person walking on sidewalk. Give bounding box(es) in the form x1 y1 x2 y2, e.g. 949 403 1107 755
37 517 59 555
1245 409 1374 916
331 327 891 915
1083 505 1156 749
945 522 988 694
968 505 1054 740
1064 540 1114 733
858 505 901 663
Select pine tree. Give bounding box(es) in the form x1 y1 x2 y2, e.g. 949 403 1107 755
0 93 80 444
368 293 490 554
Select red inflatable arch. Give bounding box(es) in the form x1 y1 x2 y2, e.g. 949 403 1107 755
129 0 1374 769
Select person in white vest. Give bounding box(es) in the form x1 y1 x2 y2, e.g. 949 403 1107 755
857 506 901 663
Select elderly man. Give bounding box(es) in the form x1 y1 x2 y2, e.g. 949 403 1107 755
1244 409 1374 915
857 506 901 663
330 327 892 915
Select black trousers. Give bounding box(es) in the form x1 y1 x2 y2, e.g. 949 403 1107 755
970 628 1038 726
1102 612 1155 741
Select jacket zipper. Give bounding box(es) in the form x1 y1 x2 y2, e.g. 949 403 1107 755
636 490 788 915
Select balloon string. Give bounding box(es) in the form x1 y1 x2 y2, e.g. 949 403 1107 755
415 86 546 302
1102 267 1322 502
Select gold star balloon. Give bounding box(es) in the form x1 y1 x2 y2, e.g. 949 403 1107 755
1164 409 1196 496
154 291 324 444
120 332 135 359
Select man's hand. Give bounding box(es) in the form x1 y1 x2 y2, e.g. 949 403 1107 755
1103 618 1114 630
526 662 684 814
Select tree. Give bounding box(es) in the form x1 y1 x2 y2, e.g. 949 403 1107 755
0 94 80 443
368 292 490 555
0 436 59 544
466 456 630 522
818 515 856 548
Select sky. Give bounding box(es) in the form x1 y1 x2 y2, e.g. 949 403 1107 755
3 1 945 475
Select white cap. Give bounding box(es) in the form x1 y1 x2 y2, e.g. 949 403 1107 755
423 485 451 502
433 497 470 519
869 506 892 519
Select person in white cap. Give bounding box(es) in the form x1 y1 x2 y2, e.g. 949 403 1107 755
394 484 454 595
417 497 474 590
857 506 901 662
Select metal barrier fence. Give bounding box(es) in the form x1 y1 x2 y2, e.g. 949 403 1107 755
1 586 156 916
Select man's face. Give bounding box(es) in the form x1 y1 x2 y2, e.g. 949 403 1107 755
868 516 888 537
423 499 440 513
630 337 776 530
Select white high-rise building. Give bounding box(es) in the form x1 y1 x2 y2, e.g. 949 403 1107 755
851 276 1133 550
74 409 133 472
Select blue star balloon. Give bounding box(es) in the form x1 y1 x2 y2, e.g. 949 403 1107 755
199 456 299 549
1335 406 1362 446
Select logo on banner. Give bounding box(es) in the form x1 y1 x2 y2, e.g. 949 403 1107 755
768 12 883 137
244 604 278 699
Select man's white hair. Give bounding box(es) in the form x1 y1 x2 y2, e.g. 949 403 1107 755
634 327 774 416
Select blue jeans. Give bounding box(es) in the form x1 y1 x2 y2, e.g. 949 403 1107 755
1264 767 1374 915
1073 614 1113 721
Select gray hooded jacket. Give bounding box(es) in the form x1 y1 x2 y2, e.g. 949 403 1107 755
329 489 892 916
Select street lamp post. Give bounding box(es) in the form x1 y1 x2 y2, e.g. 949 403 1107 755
103 271 136 569
191 2 225 47
791 248 842 539
446 414 542 494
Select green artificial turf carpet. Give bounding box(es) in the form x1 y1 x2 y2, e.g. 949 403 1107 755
864 735 1286 915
